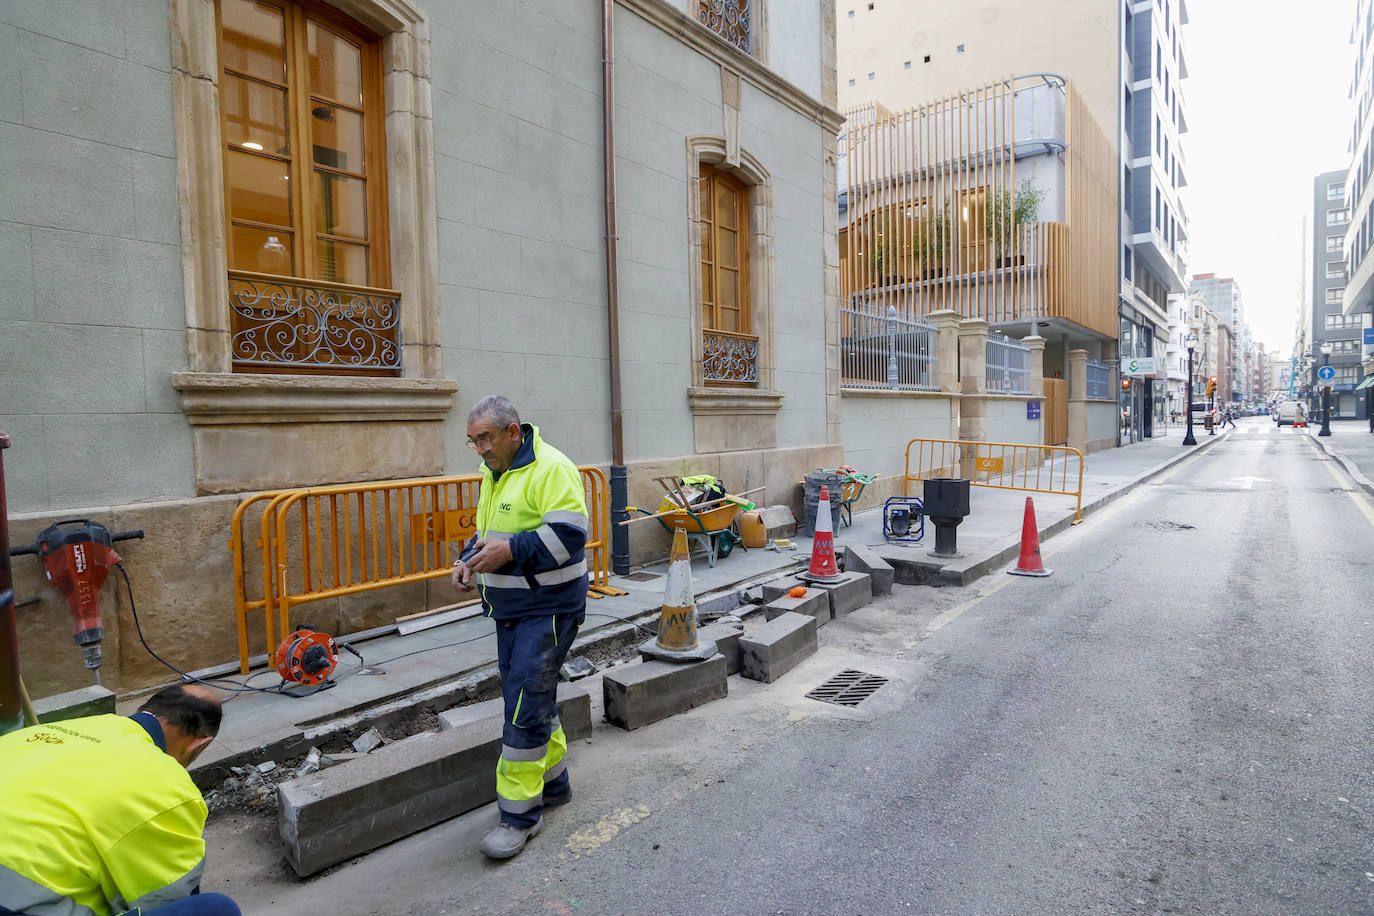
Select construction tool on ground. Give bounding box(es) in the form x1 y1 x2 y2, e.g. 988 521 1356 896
272 626 373 695
9 520 144 685
882 495 925 544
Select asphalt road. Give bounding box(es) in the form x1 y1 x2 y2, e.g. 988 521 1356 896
223 419 1374 915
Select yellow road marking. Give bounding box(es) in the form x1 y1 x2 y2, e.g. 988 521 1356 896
564 803 652 856
1308 438 1374 529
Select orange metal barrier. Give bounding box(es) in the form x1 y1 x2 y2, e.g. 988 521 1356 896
228 467 621 674
903 438 1085 523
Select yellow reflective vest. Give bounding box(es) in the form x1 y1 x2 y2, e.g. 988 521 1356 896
0 714 208 916
473 424 589 619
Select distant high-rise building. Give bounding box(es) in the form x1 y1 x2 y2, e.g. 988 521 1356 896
1340 0 1374 416
1314 169 1363 417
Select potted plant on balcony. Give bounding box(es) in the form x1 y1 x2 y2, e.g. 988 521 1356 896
986 179 1046 268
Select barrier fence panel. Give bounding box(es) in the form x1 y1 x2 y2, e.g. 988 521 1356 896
903 437 1085 522
229 467 616 674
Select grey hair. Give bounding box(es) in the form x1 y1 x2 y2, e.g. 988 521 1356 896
468 395 521 429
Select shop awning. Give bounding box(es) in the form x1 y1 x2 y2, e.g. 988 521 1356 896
1356 376 1374 390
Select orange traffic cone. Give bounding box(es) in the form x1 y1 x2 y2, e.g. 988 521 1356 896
639 527 718 662
1008 497 1052 577
799 485 843 584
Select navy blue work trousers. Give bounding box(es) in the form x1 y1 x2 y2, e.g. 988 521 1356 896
495 611 582 828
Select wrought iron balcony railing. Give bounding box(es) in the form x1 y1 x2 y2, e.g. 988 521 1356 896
228 270 401 373
697 0 751 54
703 328 759 385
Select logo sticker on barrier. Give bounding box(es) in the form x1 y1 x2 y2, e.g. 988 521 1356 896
976 457 1003 473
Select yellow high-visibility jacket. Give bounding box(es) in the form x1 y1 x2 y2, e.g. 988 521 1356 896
0 714 208 916
473 424 589 619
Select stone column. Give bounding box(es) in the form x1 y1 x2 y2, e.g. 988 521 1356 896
1022 334 1046 397
929 309 962 394
1067 348 1088 454
958 318 989 442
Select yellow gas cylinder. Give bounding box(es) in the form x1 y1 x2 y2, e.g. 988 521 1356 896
739 510 767 548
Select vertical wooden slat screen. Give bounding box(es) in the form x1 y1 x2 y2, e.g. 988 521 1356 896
1065 85 1118 337
841 77 1117 339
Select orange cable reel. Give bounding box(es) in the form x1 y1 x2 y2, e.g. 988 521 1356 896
274 627 339 688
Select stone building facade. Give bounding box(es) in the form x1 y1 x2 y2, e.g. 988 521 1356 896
1 0 844 696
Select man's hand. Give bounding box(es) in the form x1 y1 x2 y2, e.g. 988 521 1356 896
450 560 474 592
466 537 514 573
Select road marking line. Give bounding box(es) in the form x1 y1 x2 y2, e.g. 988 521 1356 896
1308 438 1374 529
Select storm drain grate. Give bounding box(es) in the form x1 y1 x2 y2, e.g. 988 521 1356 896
623 571 662 582
806 669 889 707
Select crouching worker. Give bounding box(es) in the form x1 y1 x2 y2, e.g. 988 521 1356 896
452 396 588 860
0 684 240 916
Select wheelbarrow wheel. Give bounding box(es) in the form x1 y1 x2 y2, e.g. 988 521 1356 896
716 529 736 559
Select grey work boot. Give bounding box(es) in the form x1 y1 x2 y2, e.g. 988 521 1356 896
479 818 543 860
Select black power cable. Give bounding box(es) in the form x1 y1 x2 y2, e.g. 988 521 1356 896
116 563 285 699
118 562 661 693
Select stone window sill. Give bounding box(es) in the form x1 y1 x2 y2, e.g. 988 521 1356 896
172 372 459 425
686 386 785 415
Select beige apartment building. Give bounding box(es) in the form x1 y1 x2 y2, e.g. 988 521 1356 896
836 1 1119 144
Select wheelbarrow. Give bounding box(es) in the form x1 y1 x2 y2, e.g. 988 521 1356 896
621 477 766 568
627 499 744 567
823 469 878 528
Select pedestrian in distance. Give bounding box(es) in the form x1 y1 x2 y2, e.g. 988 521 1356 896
451 395 589 860
0 684 240 916
1221 406 1237 430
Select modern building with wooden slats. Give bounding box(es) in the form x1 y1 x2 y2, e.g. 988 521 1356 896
838 74 1118 368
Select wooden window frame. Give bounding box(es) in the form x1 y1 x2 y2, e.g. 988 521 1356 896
217 0 390 289
214 0 400 377
699 164 752 338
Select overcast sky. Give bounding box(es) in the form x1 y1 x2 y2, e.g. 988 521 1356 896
1182 0 1353 357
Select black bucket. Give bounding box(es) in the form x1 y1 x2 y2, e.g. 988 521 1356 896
802 470 843 535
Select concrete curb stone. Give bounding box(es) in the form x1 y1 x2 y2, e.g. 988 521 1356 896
738 612 818 684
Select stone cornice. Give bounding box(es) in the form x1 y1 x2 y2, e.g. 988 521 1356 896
686 386 785 414
618 0 845 134
173 372 458 425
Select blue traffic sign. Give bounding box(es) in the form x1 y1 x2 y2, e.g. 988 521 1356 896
1365 327 1374 345
1318 365 1336 381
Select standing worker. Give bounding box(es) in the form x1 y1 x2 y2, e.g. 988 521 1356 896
451 396 588 859
0 684 239 915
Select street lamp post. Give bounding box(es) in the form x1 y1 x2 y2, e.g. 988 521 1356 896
1183 334 1198 446
1319 341 1333 437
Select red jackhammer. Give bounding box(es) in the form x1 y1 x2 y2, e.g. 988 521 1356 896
10 520 144 685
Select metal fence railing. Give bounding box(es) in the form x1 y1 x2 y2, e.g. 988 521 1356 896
985 333 1031 394
841 303 939 390
1085 359 1114 400
228 467 621 674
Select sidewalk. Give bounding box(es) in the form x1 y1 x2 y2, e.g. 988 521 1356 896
1305 419 1374 496
175 425 1231 780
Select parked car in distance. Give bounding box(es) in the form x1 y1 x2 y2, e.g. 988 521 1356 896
1275 400 1301 426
